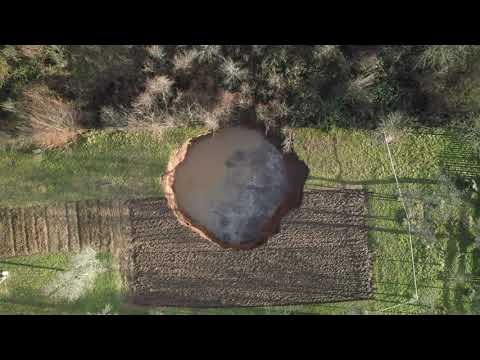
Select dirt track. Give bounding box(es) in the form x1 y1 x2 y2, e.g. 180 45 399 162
124 189 373 307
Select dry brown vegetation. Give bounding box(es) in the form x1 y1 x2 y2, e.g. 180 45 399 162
14 85 84 148
16 45 44 59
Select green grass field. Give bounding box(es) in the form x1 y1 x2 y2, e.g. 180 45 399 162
0 128 204 207
1 127 479 314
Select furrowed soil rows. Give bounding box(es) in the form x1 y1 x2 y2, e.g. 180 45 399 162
124 189 373 307
0 200 130 258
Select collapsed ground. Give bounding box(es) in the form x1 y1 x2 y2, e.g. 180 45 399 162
1 127 479 314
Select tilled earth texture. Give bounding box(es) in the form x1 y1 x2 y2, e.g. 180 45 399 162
124 189 373 307
0 200 130 258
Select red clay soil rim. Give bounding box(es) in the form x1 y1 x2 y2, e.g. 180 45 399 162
162 124 309 250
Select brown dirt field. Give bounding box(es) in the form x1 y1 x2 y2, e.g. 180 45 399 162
124 189 373 307
0 200 130 258
33 206 49 254
66 202 80 252
0 208 13 257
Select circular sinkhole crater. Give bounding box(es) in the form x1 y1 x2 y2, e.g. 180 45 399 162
163 125 308 250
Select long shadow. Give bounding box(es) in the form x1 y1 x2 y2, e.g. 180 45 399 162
367 193 399 201
454 214 475 313
440 210 478 313
0 260 65 272
305 183 399 202
332 137 343 184
309 176 438 186
286 220 408 235
365 215 397 222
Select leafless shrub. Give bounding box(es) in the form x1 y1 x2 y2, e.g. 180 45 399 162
196 45 222 64
356 52 383 76
220 57 248 88
238 82 254 108
351 73 377 91
257 100 290 134
195 91 240 131
100 104 172 135
313 45 347 67
132 75 174 113
147 75 174 98
196 106 221 131
266 71 286 92
146 45 166 62
378 111 415 144
282 127 295 153
173 48 199 71
43 247 106 303
126 111 172 135
416 45 480 73
113 75 177 131
13 85 84 148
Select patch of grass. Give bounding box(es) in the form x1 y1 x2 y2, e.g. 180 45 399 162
0 127 205 207
0 252 123 315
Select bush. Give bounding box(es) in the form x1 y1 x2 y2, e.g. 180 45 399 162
417 45 480 74
10 84 84 147
220 57 248 90
173 48 199 72
146 45 166 63
378 111 416 143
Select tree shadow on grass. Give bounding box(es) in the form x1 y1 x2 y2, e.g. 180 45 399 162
0 260 65 272
289 220 408 235
0 275 124 315
309 176 438 186
441 211 478 314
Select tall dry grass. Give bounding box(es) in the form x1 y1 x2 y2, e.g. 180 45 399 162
13 85 85 148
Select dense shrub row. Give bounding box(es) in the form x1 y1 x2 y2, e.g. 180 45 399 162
2 45 480 141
